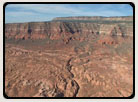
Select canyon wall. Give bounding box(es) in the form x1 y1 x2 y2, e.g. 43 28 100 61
5 16 133 42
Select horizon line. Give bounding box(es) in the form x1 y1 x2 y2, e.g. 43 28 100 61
5 15 133 24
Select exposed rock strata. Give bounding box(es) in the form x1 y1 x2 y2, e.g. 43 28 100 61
5 16 133 97
53 16 133 21
5 16 133 43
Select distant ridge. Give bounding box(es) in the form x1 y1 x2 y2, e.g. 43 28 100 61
53 16 133 22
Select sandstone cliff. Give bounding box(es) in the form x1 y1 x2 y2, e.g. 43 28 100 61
5 16 134 97
5 16 133 43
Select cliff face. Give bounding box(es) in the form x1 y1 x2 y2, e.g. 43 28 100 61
5 16 133 43
53 16 133 21
5 17 134 97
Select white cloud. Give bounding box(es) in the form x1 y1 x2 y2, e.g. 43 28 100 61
6 4 82 15
6 4 127 16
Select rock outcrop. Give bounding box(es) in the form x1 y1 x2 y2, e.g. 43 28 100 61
5 16 134 97
53 16 133 22
5 16 133 42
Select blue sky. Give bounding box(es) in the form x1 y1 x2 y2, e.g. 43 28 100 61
5 4 133 23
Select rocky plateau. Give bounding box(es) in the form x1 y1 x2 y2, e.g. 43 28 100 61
5 16 133 97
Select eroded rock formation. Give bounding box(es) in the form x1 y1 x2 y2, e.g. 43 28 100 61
5 16 133 97
5 16 133 42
